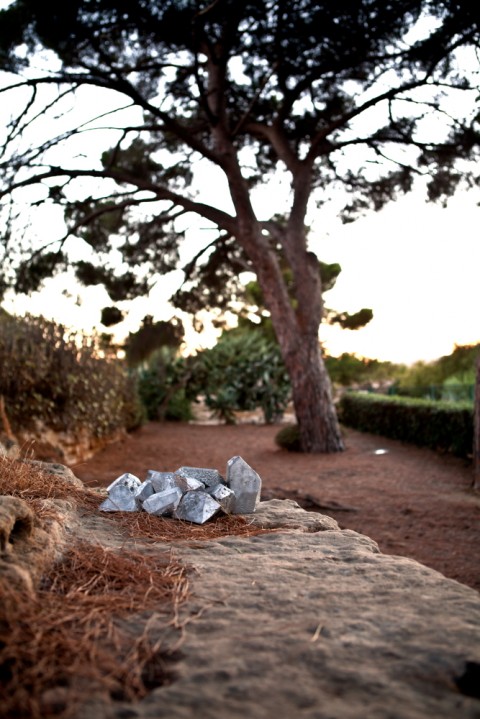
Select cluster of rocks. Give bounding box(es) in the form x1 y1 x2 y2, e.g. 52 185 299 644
99 455 262 524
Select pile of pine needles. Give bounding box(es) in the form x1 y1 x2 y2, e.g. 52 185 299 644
0 458 190 717
1 540 188 718
102 504 271 543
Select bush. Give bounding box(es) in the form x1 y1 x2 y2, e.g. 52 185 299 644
136 348 194 422
193 330 291 424
274 424 302 452
0 312 143 436
338 392 473 458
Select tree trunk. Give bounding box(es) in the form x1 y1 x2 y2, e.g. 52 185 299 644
222 139 344 453
474 353 480 491
239 226 345 453
282 331 345 453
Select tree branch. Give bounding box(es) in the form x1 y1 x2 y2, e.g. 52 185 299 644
0 165 238 235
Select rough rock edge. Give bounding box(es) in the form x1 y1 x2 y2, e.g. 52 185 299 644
0 494 77 593
0 460 83 592
250 497 341 532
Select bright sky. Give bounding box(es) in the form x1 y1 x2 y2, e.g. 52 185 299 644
313 192 480 364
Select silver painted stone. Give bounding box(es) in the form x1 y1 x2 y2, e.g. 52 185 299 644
226 456 261 514
176 466 224 488
146 470 178 493
209 483 235 514
175 491 221 524
134 479 155 505
174 472 205 492
100 485 138 512
142 487 183 516
106 472 141 493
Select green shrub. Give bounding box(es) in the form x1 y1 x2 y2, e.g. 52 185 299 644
0 313 143 436
136 348 194 422
274 424 302 452
338 392 473 458
193 330 291 424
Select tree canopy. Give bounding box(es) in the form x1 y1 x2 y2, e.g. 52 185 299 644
0 0 478 452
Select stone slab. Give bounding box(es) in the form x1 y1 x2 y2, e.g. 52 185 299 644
100 500 480 719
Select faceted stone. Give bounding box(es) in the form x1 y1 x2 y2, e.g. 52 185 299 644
106 472 141 493
134 479 155 505
143 487 183 517
174 472 205 492
208 483 235 514
176 466 224 488
175 491 221 524
100 485 138 512
146 470 178 493
226 456 261 514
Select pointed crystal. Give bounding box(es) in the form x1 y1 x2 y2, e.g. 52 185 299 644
106 472 141 493
226 456 261 514
143 487 183 516
175 466 224 488
100 485 138 512
174 491 221 524
146 470 178 493
208 483 235 514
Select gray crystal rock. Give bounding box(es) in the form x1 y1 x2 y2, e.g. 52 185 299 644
100 485 138 512
176 466 224 488
226 456 261 514
175 491 221 524
98 460 262 521
143 487 183 516
209 483 235 514
146 470 178 493
134 479 155 505
174 472 205 492
106 472 141 493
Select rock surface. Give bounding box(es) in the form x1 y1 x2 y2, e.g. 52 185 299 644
91 499 480 719
23 460 85 489
2 459 479 719
0 493 76 592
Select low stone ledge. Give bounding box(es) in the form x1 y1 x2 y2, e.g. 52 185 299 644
3 462 479 719
249 498 341 532
131 523 480 719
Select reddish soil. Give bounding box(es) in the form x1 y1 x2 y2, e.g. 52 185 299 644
74 421 480 593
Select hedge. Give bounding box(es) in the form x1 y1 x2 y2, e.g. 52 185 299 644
338 392 473 458
0 313 144 437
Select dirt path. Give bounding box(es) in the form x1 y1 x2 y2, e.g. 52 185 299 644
74 421 480 592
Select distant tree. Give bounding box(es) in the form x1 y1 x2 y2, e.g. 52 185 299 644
0 1 478 451
123 315 184 368
395 344 480 397
325 353 403 387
